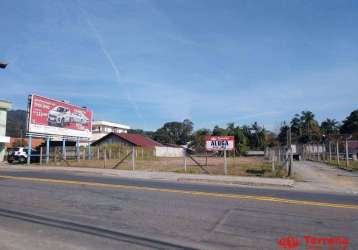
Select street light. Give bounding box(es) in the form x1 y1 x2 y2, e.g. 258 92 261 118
0 61 8 69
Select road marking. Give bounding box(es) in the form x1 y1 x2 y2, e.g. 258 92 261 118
1 175 358 210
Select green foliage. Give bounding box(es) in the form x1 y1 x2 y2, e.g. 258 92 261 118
152 119 194 145
340 109 358 136
320 118 339 135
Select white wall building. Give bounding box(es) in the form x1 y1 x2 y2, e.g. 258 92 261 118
91 120 130 142
0 100 11 161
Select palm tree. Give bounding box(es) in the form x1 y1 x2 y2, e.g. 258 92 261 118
321 118 339 135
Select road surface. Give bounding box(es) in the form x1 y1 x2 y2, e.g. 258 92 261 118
0 168 357 249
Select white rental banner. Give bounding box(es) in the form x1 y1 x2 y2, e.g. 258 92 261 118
205 136 235 151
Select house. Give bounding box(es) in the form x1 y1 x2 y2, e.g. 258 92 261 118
0 100 11 161
91 132 162 148
348 140 358 160
91 132 185 157
91 120 130 142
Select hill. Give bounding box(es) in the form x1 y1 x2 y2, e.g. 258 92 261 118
6 110 27 137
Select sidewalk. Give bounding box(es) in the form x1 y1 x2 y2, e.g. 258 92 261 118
0 163 294 187
293 161 358 194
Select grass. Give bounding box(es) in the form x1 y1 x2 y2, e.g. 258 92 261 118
321 160 358 171
44 156 288 178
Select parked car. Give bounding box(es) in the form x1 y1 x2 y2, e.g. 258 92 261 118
7 147 40 164
48 106 71 127
70 111 89 125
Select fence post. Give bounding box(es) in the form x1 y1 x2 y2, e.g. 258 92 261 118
345 138 349 168
82 148 86 160
336 140 340 165
272 150 275 172
224 149 227 175
40 147 43 165
97 147 100 160
329 141 332 162
104 148 107 168
109 147 112 160
132 146 135 170
141 148 144 160
183 153 187 172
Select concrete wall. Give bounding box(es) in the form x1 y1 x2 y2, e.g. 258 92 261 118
154 146 184 157
0 100 11 161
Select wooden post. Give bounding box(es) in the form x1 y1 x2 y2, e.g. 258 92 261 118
97 147 100 160
205 151 208 168
329 141 332 162
224 150 227 175
40 147 43 165
82 148 86 160
336 140 340 165
141 148 144 159
104 148 107 168
183 154 187 173
278 148 281 164
132 147 135 170
272 150 275 172
109 147 112 160
345 138 349 168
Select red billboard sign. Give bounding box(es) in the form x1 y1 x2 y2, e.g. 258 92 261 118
28 95 92 138
205 136 235 151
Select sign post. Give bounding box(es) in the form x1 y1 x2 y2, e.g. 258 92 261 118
224 149 227 175
205 136 235 176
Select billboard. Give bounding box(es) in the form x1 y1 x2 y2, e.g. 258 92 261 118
205 136 235 151
27 95 92 138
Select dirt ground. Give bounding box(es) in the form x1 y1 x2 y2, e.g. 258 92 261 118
47 156 285 177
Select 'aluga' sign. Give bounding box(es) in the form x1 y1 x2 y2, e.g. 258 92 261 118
205 136 235 151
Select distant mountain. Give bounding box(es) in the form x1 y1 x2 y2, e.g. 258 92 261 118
6 110 27 137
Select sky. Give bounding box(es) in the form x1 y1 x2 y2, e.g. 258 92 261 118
1 0 357 132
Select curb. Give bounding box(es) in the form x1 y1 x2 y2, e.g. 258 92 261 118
0 164 295 187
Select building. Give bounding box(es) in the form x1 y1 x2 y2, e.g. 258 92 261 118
91 121 130 142
92 132 185 157
0 100 11 161
92 132 161 148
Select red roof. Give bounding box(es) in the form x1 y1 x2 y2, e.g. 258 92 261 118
92 132 162 148
115 133 162 147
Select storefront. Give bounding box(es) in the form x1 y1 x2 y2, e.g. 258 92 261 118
0 100 11 161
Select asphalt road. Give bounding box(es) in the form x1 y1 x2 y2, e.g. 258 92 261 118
0 169 357 249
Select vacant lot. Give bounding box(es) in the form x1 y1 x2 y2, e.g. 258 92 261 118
47 156 286 178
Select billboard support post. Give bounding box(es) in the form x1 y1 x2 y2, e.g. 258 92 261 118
46 137 50 164
87 138 91 160
27 135 32 165
76 137 80 162
62 138 66 160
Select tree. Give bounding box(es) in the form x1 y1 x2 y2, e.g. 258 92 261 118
189 128 211 152
340 109 358 137
320 118 339 135
152 119 194 145
278 121 289 145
